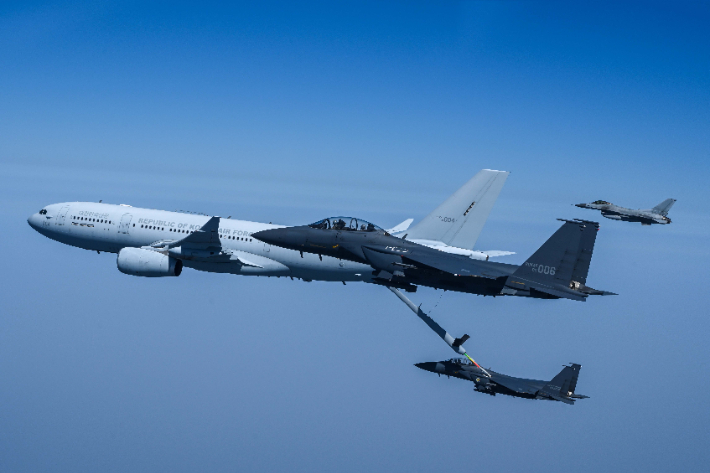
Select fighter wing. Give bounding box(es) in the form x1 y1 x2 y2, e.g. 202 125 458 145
400 249 506 279
488 373 540 396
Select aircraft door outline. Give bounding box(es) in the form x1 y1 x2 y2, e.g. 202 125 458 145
55 205 70 226
119 213 133 234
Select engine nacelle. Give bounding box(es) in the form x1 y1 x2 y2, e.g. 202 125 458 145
117 247 182 277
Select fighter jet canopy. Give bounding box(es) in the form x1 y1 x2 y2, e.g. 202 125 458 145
308 217 384 233
592 200 611 205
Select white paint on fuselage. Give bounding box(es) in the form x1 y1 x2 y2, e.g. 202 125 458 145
28 202 373 282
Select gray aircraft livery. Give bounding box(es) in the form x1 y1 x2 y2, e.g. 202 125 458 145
388 286 587 404
415 359 587 404
28 169 513 286
575 198 676 225
253 215 615 302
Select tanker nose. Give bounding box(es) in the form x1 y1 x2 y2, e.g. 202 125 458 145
27 213 41 230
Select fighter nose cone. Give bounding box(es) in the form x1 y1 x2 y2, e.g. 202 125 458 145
414 362 437 372
575 203 586 208
252 228 284 245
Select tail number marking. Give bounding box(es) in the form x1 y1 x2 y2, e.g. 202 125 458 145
525 263 556 275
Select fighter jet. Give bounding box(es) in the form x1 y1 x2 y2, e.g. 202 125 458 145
575 198 676 225
253 217 615 301
415 359 588 404
388 286 586 404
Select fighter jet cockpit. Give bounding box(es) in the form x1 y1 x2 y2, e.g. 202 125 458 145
308 217 384 233
447 358 473 366
592 200 611 205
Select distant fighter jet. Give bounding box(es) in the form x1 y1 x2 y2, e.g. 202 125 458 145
253 217 615 302
415 359 588 404
575 198 676 225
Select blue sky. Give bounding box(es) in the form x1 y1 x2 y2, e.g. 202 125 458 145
1 2 709 472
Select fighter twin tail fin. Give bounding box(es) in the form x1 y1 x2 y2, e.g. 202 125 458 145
539 364 585 404
507 219 615 301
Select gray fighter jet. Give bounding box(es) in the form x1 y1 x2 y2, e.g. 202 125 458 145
389 287 587 404
415 359 588 404
253 218 614 301
576 198 675 225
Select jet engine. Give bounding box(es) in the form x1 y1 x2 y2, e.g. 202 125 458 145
117 247 182 277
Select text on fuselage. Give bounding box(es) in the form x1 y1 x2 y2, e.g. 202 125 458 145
136 218 253 236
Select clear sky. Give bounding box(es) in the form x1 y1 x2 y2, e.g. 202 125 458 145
1 2 709 472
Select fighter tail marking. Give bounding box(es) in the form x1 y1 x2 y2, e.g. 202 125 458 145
405 169 509 250
513 219 599 287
